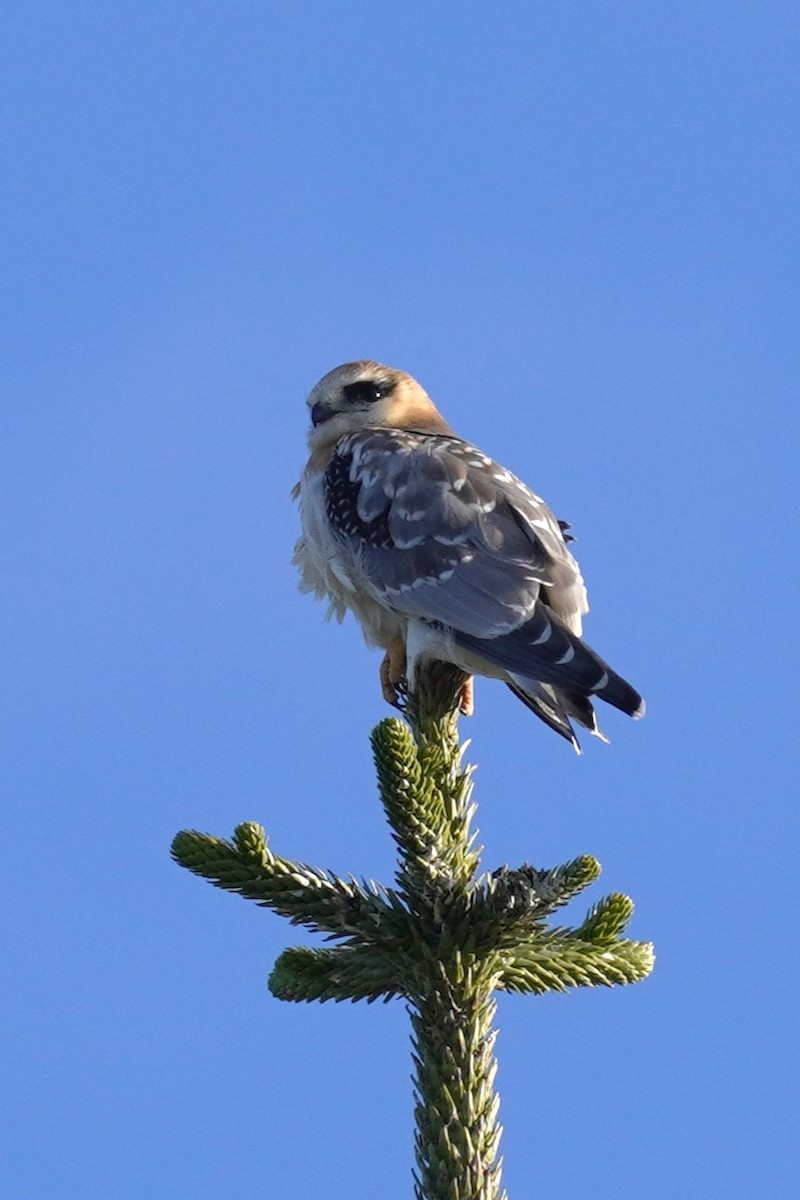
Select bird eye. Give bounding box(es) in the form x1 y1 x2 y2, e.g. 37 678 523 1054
342 380 394 405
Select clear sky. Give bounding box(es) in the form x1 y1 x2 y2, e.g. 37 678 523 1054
3 3 798 1197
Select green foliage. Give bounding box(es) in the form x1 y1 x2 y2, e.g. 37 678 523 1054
172 663 654 1200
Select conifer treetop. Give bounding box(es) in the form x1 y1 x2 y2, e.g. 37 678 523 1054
172 663 653 1200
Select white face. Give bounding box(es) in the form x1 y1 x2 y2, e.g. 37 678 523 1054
304 360 447 448
306 361 406 432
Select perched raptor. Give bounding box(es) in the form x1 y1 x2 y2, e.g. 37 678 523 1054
294 360 644 750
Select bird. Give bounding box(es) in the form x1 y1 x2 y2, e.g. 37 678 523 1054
293 360 644 750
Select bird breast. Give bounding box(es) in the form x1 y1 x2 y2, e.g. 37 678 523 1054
295 468 405 650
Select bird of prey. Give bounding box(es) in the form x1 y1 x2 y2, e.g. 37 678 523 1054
294 360 644 749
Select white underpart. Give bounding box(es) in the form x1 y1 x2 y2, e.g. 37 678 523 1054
404 620 506 686
404 620 444 687
295 467 405 646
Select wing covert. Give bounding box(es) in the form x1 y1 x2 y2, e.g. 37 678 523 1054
324 429 587 639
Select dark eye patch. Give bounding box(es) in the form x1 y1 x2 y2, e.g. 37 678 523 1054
342 379 396 405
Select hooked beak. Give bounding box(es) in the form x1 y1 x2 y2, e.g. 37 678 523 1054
311 400 334 427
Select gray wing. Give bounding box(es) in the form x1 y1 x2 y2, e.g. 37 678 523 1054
324 428 587 637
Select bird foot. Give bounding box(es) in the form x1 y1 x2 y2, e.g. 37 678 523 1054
380 639 408 709
381 642 474 718
458 675 475 716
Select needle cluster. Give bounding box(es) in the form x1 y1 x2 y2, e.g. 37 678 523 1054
172 664 653 1200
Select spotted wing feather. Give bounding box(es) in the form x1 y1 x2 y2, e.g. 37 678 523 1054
324 429 586 640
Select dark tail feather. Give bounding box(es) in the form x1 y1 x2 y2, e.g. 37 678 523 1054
457 600 645 721
506 679 612 753
505 680 582 751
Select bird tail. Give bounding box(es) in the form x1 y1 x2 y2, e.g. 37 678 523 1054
505 678 608 753
455 599 644 749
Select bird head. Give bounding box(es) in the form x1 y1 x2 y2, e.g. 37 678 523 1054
306 361 452 447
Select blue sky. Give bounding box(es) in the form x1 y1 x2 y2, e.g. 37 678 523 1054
3 3 798 1196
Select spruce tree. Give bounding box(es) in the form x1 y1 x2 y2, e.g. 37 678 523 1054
172 664 653 1199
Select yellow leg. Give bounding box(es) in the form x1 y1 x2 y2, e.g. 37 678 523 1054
379 637 407 708
459 675 475 717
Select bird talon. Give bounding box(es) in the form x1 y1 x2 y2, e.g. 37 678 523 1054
458 675 475 716
380 638 407 709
